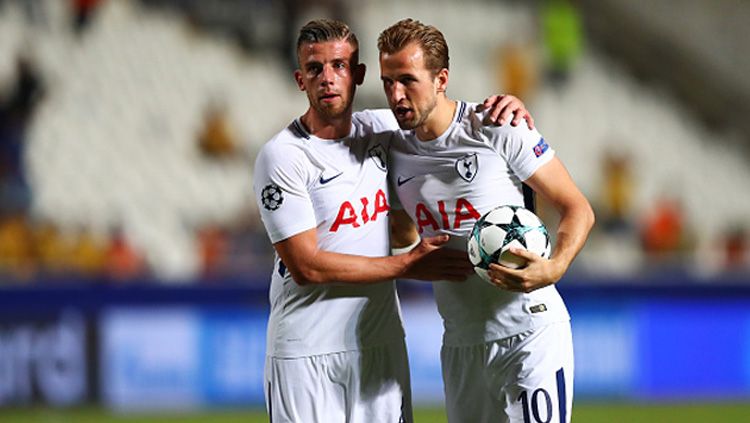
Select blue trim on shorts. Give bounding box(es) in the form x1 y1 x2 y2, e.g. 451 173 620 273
267 381 273 422
556 367 566 423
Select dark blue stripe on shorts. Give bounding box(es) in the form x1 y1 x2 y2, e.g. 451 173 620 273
556 367 566 423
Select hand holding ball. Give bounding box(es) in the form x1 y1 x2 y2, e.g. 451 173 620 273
467 205 551 283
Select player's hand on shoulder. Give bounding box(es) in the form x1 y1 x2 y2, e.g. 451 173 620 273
402 235 474 282
486 248 564 293
476 94 535 129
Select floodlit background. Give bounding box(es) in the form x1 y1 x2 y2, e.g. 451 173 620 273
1 0 749 421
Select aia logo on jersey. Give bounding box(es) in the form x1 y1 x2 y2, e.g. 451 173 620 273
368 144 387 172
415 198 480 233
330 189 389 232
261 183 284 211
455 153 478 182
533 138 549 157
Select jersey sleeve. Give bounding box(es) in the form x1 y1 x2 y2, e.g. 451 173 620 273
483 120 555 182
253 142 318 244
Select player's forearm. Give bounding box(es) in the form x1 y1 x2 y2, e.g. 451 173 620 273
390 209 419 249
549 204 595 280
291 250 408 285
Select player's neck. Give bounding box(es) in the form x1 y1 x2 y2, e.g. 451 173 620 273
415 97 456 142
300 109 352 140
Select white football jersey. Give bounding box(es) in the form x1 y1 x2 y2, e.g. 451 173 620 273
390 101 570 346
253 109 405 358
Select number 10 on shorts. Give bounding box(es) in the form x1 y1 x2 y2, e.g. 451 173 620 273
517 368 568 423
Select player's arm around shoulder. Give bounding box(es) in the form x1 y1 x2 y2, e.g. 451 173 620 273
488 158 595 293
471 107 541 160
465 94 537 155
475 94 536 128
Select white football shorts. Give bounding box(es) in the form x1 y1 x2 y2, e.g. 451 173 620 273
265 340 413 423
441 321 574 423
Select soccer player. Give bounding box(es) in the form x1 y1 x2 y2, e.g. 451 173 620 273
378 19 595 423
253 19 533 423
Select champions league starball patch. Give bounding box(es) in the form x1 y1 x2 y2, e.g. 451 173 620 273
261 183 284 211
455 153 478 182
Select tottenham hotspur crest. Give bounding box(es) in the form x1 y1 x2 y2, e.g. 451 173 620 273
368 144 387 172
455 153 478 182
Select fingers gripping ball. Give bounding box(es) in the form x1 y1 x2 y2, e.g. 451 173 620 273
467 205 551 283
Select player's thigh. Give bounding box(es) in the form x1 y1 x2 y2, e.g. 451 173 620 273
441 344 502 423
351 341 414 423
265 343 413 423
499 322 574 423
265 354 346 423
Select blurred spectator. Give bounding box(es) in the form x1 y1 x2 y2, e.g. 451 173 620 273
599 151 635 234
495 41 539 101
69 228 107 277
71 0 103 36
195 210 276 283
0 55 44 217
197 224 229 280
0 54 45 282
0 214 35 281
105 228 146 281
720 225 749 272
639 195 693 264
34 221 71 276
541 0 583 88
197 101 238 159
224 211 275 279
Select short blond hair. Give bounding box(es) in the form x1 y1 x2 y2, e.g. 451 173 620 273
377 18 449 75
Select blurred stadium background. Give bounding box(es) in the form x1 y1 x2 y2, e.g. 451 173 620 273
1 0 749 421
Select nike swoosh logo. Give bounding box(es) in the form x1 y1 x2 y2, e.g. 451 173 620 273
397 175 416 186
319 172 343 185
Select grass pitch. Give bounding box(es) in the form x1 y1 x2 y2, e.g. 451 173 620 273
1 403 750 422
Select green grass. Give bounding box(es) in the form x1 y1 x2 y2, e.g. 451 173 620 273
1 403 750 422
572 402 750 423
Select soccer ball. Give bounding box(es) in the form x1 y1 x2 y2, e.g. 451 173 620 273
467 205 551 283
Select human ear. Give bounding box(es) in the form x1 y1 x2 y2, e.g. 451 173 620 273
435 68 449 93
294 69 305 91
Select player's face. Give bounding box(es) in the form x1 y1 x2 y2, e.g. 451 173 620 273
295 40 364 121
379 43 441 130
